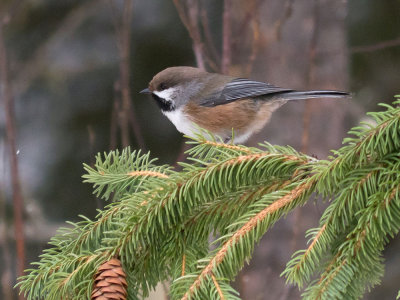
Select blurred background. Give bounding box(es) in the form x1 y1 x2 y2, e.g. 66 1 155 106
0 0 399 299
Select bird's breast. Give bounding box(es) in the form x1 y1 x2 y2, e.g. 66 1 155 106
162 108 198 136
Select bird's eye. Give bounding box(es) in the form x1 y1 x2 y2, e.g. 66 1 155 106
159 83 168 91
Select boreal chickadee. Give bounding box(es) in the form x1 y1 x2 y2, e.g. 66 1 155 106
140 66 348 143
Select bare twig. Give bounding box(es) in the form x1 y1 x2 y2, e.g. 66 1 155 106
301 103 312 154
237 0 263 37
244 0 261 76
221 0 232 74
87 125 104 210
172 0 221 164
282 2 320 300
119 0 145 149
172 0 192 37
0 21 26 294
173 141 190 170
108 0 122 40
173 0 207 70
299 0 320 273
0 188 13 299
301 0 319 154
351 37 400 53
187 0 206 70
109 82 120 150
274 0 294 41
172 1 223 71
109 0 146 150
119 0 133 148
199 6 220 70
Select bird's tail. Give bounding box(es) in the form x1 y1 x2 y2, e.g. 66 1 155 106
276 90 349 101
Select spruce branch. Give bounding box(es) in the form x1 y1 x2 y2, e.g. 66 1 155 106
176 181 314 300
17 98 400 300
83 148 173 200
284 164 384 286
284 98 400 299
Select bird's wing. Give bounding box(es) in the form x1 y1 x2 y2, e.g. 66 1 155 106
199 78 293 107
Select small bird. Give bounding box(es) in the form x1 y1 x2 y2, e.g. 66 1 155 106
141 66 348 143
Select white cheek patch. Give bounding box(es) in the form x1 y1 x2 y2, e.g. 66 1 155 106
153 88 176 102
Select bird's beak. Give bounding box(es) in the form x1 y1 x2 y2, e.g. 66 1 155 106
140 88 151 94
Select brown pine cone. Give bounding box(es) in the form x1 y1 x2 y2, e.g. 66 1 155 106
91 258 127 300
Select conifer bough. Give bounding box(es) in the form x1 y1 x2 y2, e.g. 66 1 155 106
17 97 400 299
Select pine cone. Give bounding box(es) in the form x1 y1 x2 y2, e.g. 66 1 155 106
91 258 127 300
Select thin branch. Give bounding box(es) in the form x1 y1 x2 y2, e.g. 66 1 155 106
351 37 400 53
87 125 104 210
118 151 310 259
108 0 122 39
187 0 205 70
313 221 367 298
293 224 327 276
289 169 380 279
61 254 101 287
181 254 186 277
119 0 133 148
183 182 289 234
0 190 13 299
274 0 294 41
127 170 169 178
301 105 312 153
173 0 206 70
174 141 190 170
181 182 312 300
237 0 263 37
226 152 306 166
244 0 261 76
114 0 146 150
172 0 192 36
301 0 319 154
199 6 220 68
128 105 146 149
305 224 327 258
0 20 26 293
314 184 399 298
315 258 347 300
221 0 232 74
211 273 225 300
109 83 120 150
388 184 399 203
202 140 253 154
